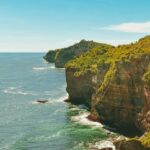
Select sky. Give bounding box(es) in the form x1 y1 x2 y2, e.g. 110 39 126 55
0 0 150 52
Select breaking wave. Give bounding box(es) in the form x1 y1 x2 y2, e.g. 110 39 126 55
2 87 37 96
71 112 103 128
32 66 55 71
92 140 116 150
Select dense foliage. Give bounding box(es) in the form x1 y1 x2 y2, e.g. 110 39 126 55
44 40 109 67
66 36 150 75
43 50 58 63
140 132 150 147
65 44 113 76
66 36 150 94
143 71 150 86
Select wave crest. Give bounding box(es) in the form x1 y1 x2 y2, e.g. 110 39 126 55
92 140 116 150
71 112 103 128
2 87 36 95
32 65 55 71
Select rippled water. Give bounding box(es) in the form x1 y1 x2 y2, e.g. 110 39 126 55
0 53 108 150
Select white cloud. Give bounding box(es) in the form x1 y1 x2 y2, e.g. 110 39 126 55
98 39 136 46
62 39 79 45
101 22 150 33
62 38 136 47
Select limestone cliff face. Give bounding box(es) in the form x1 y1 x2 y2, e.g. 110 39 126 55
65 36 150 133
115 139 145 150
66 55 150 131
94 56 150 131
66 68 95 106
114 139 150 150
114 132 150 150
137 83 150 132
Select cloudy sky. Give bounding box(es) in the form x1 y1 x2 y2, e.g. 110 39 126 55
0 0 150 52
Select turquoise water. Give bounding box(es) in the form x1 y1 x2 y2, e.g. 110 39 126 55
0 53 107 150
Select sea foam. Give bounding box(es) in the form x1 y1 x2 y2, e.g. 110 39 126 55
71 112 103 128
32 94 68 105
3 87 36 95
92 140 116 150
32 65 55 71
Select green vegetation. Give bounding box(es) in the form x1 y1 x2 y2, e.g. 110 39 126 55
131 132 150 147
65 44 113 76
66 36 150 74
55 39 113 67
97 62 117 94
44 50 58 63
44 39 109 67
143 71 150 86
66 36 150 94
140 132 150 147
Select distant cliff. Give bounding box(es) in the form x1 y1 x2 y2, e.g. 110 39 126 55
65 36 150 149
43 50 58 63
44 40 113 68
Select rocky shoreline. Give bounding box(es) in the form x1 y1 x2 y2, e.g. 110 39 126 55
65 99 147 150
65 36 150 149
46 35 150 150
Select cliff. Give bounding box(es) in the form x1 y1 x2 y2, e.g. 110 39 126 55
44 40 113 68
65 36 150 149
43 50 58 63
114 132 150 150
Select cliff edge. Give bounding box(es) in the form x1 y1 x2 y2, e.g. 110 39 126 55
44 40 113 68
65 36 150 149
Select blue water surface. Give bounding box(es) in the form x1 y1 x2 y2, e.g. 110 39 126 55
0 53 107 150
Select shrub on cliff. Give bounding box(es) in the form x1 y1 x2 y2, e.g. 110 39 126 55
65 44 113 76
43 50 59 63
140 132 150 147
143 71 150 86
66 36 150 94
44 40 109 68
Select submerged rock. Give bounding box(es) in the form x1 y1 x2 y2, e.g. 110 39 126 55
100 148 113 150
36 100 49 104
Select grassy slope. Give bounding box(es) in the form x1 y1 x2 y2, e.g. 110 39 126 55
66 35 150 148
44 40 112 66
66 36 150 91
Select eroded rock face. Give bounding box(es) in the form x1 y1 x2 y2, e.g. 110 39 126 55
66 68 95 106
94 57 149 130
114 140 145 150
66 55 150 132
137 85 150 132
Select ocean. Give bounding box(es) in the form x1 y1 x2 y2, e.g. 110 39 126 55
0 53 111 150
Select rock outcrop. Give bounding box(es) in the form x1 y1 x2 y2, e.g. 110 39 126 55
114 139 145 150
94 56 150 131
137 74 150 132
44 40 113 68
114 132 150 150
66 68 95 106
65 36 150 133
43 50 58 63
